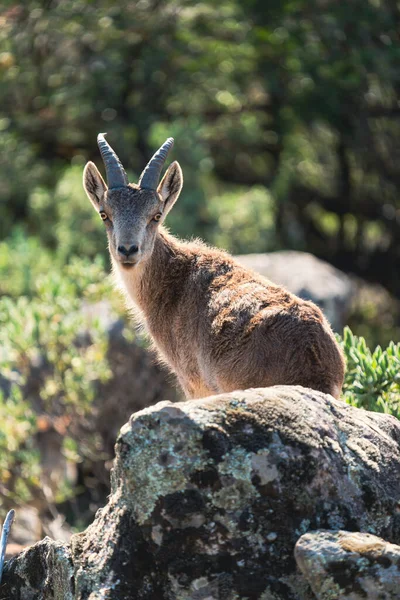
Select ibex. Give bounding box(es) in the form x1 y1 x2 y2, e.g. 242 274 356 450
83 135 345 399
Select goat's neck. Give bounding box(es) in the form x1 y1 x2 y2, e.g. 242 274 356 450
114 227 188 321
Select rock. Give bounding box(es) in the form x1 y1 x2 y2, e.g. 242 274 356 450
1 537 73 600
3 385 400 599
295 530 400 599
236 251 354 331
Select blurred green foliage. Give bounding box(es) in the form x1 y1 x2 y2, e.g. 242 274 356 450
347 279 400 349
0 0 399 293
0 385 40 506
341 326 400 418
0 231 54 297
28 166 105 261
0 253 119 513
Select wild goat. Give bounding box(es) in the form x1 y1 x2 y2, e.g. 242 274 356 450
83 135 345 399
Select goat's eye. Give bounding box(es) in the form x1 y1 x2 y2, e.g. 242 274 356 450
153 213 162 222
99 211 108 221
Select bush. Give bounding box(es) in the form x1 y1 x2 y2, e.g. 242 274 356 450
207 185 278 254
0 230 54 297
0 385 40 507
341 326 400 418
0 253 126 516
28 165 106 262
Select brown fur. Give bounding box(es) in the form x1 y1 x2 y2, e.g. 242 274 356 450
83 156 345 400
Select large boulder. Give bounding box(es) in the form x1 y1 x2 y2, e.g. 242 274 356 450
2 386 400 599
295 530 400 599
236 251 354 331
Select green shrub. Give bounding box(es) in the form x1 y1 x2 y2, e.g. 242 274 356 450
340 326 400 418
207 185 278 254
28 165 106 262
0 385 41 506
0 254 126 515
0 230 54 297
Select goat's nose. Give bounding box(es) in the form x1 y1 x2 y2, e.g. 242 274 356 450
118 244 139 257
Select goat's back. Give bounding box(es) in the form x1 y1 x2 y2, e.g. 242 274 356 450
141 240 345 399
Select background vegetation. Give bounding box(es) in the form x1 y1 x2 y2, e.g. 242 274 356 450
1 1 400 286
0 0 399 533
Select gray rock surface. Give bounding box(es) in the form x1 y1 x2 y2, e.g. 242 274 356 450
295 530 400 599
1 537 74 600
236 251 354 331
3 385 400 599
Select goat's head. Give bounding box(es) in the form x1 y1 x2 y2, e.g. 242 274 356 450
83 134 183 268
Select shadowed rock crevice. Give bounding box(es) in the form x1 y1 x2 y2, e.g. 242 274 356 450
2 385 400 599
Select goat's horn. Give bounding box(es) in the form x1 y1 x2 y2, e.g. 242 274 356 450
97 133 128 189
138 138 174 190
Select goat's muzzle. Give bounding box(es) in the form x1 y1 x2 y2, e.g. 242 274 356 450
117 243 140 267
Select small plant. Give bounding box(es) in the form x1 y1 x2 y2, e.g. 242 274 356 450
340 326 400 418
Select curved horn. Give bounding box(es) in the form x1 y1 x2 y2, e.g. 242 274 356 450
138 137 174 190
97 133 128 189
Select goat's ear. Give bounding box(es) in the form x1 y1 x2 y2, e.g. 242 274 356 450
157 161 183 216
83 162 108 210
